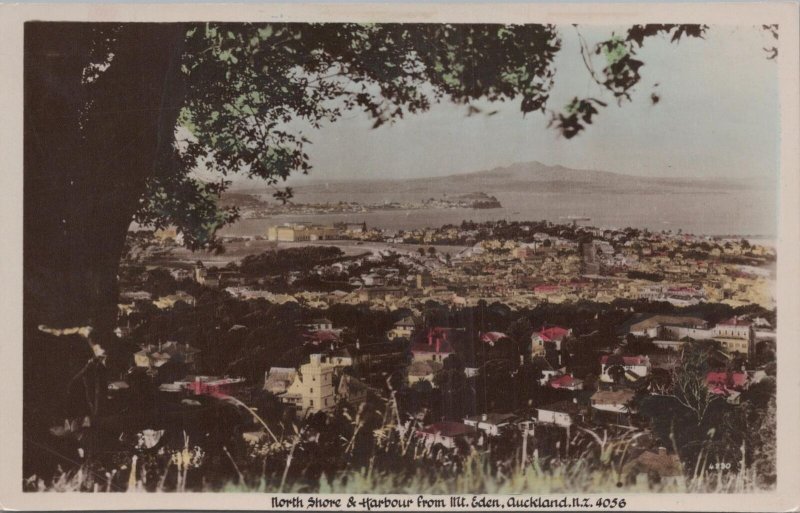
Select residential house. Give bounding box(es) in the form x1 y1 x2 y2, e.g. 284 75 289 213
387 316 418 341
153 291 196 309
133 341 201 373
411 327 457 363
304 329 341 346
546 373 584 391
479 331 509 347
307 318 333 331
160 375 245 396
590 388 636 420
462 413 517 437
407 360 442 386
134 349 152 368
264 367 298 395
415 421 477 449
600 354 651 383
706 370 749 404
652 339 688 351
531 326 571 353
537 399 583 428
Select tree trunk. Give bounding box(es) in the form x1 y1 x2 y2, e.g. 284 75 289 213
24 22 187 471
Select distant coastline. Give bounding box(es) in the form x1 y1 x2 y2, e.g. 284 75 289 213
224 160 776 239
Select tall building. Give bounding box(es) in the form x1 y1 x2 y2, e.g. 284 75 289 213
416 271 433 289
283 354 336 413
581 242 601 275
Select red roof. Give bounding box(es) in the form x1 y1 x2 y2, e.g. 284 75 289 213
549 374 581 389
706 371 747 390
411 327 455 355
480 331 508 344
304 330 340 344
533 284 561 293
536 326 570 342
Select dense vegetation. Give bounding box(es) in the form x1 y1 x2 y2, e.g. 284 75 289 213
239 246 345 277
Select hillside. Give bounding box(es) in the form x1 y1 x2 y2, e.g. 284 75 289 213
235 161 756 198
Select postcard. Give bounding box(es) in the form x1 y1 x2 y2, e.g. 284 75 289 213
0 2 798 511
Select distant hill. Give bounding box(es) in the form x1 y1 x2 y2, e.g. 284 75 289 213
230 161 757 204
256 161 756 197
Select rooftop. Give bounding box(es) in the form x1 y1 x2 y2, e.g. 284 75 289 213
536 326 570 342
538 400 582 415
549 374 583 389
463 413 517 425
480 331 509 344
718 316 752 327
591 388 635 404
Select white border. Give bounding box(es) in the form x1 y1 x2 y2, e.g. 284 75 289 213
0 3 798 511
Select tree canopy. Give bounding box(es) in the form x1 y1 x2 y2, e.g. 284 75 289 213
67 22 725 252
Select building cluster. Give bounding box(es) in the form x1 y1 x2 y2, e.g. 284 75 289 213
121 220 774 327
251 306 770 485
266 222 365 242
113 218 776 485
241 193 501 220
629 314 758 355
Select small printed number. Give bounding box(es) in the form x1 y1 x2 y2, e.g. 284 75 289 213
708 462 732 470
596 498 627 508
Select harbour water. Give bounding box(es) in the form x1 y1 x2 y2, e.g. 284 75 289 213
221 189 777 239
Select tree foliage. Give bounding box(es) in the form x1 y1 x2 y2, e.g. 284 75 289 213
66 22 723 251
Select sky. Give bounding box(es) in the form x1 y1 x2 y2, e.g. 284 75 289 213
227 25 779 188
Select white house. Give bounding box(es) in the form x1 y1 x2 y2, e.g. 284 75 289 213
600 354 651 383
387 316 417 341
462 413 517 437
590 388 635 415
536 400 582 428
415 421 477 449
307 318 333 331
652 339 687 351
531 326 571 353
264 367 297 395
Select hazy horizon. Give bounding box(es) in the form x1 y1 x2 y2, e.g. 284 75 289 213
229 158 765 190
208 24 779 191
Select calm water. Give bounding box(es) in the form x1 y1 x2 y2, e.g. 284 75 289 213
221 189 777 239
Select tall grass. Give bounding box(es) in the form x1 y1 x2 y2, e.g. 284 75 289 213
25 394 775 494
27 448 769 494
